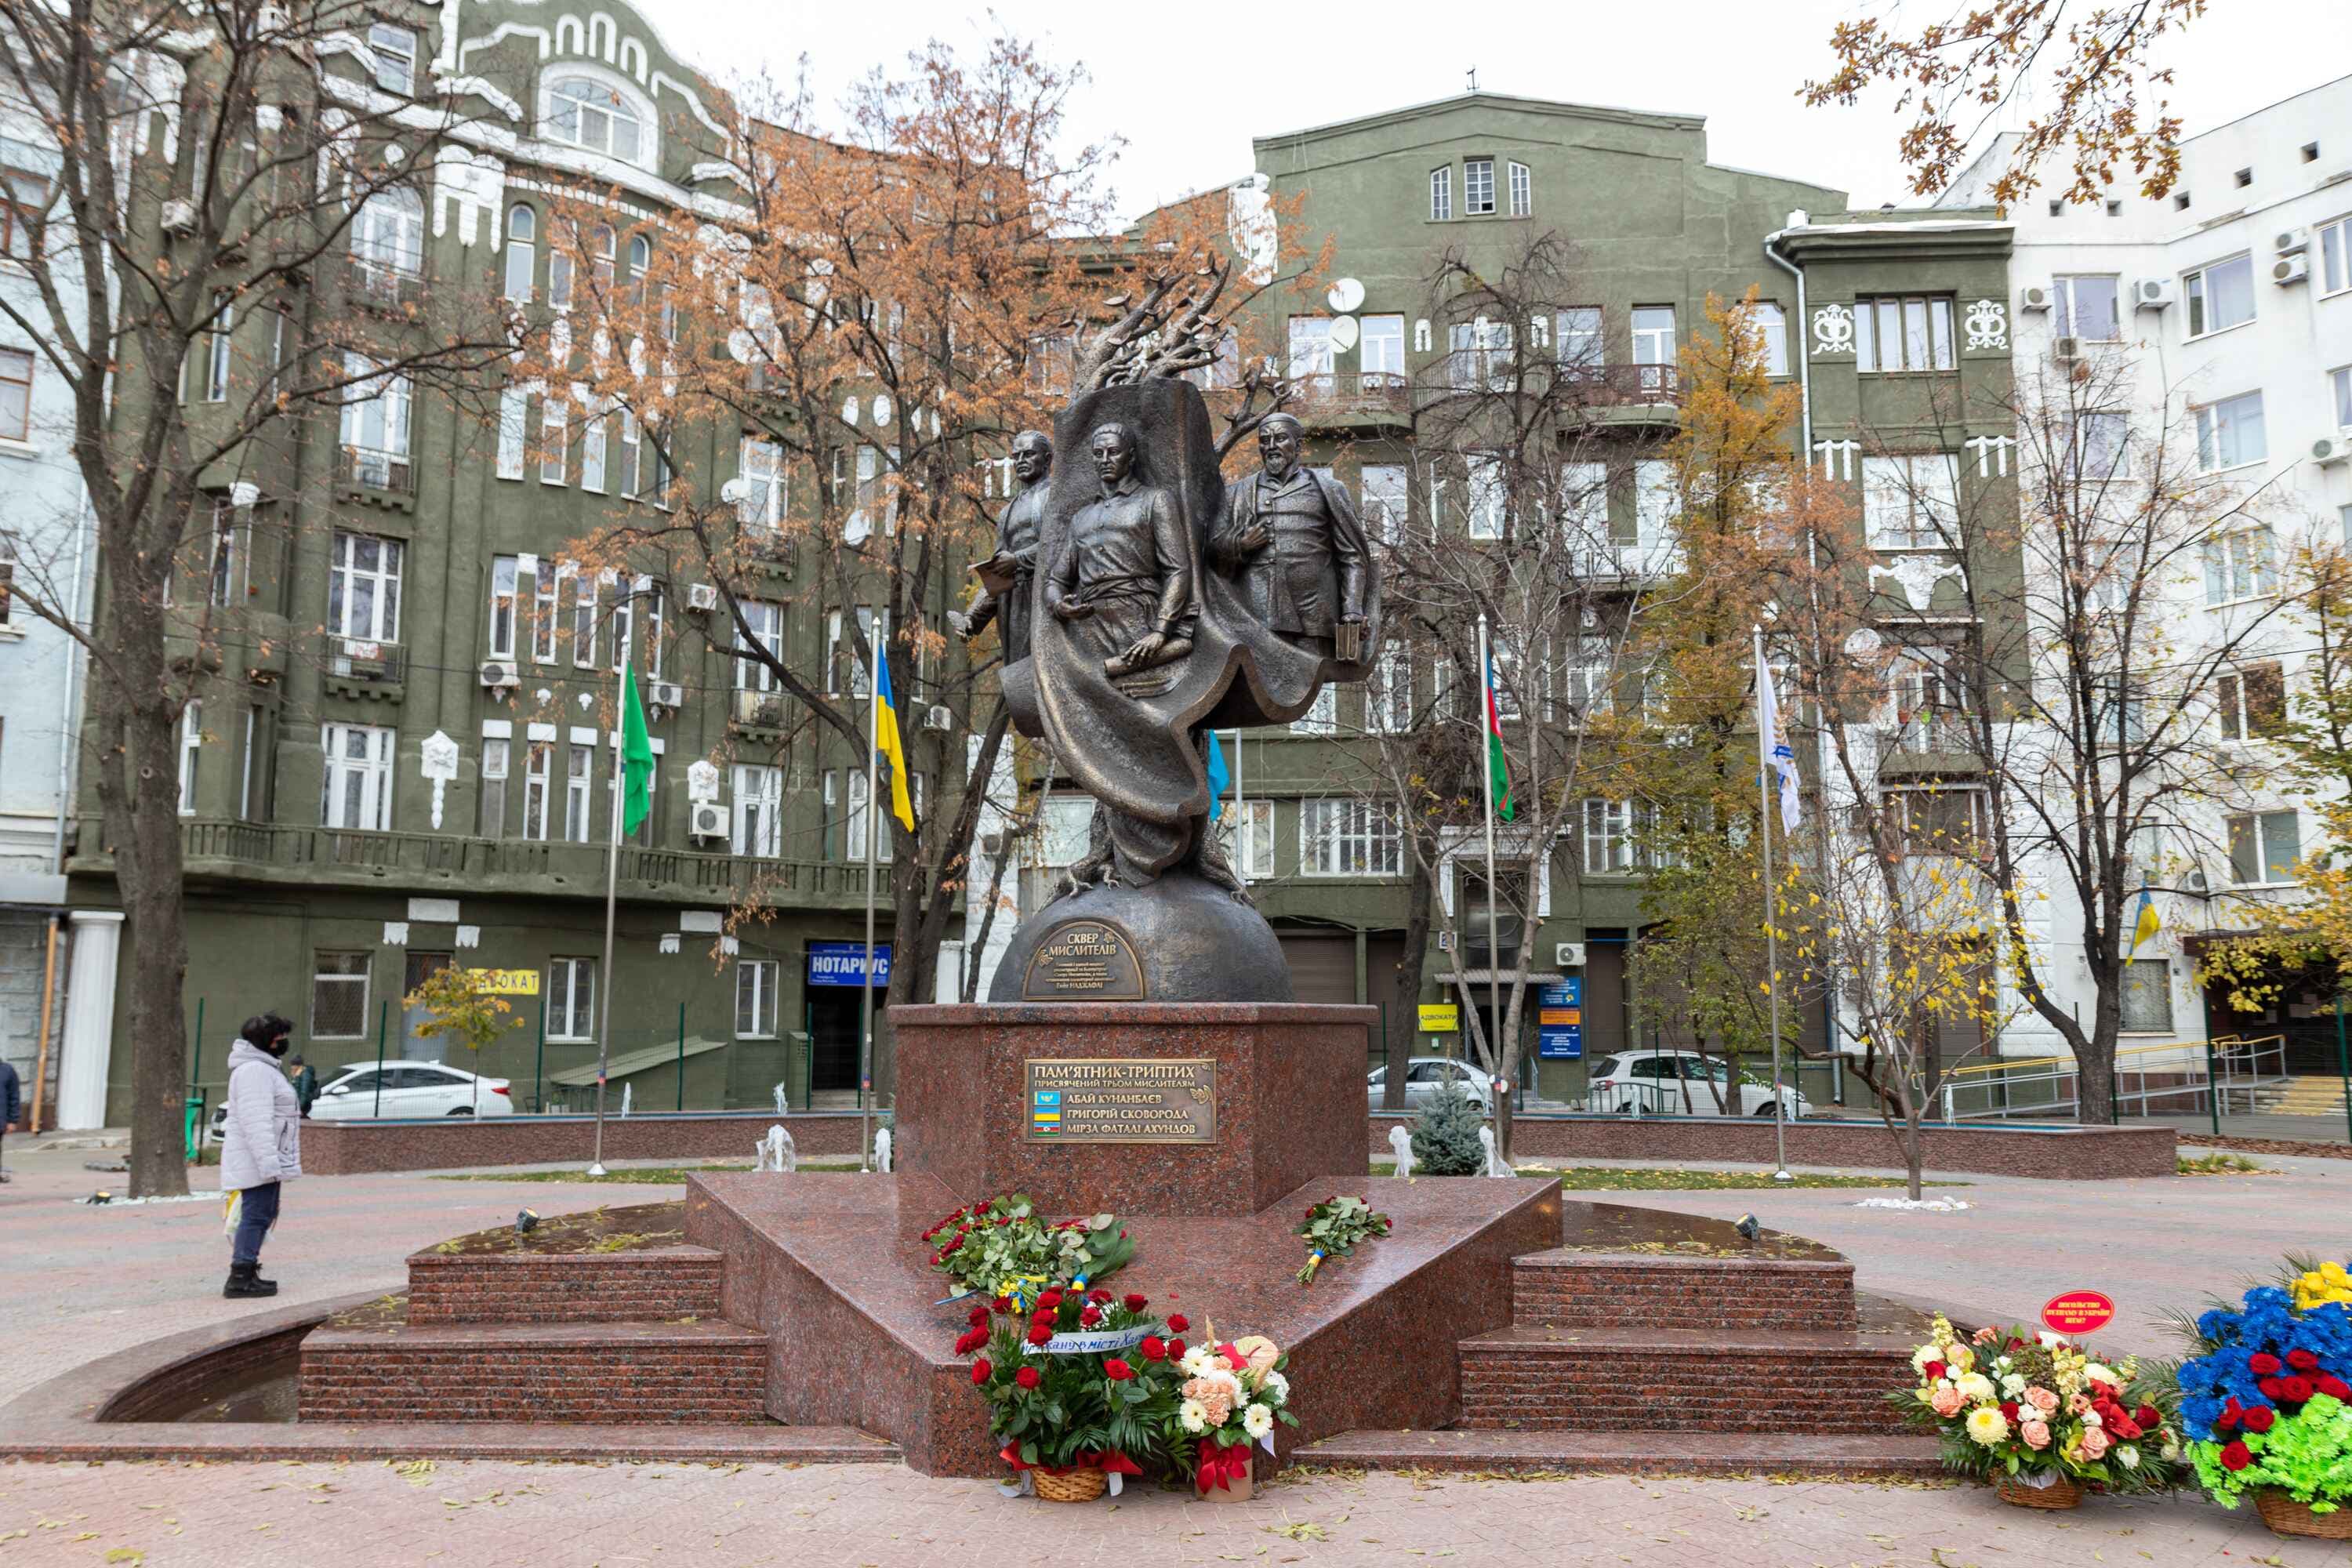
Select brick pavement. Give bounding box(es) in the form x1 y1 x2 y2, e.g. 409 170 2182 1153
5 1143 2352 1563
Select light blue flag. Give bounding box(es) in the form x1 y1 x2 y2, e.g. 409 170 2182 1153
1205 729 1230 820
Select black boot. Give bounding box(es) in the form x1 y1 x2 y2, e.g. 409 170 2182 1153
224 1261 278 1299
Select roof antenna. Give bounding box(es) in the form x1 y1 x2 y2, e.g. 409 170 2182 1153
1466 66 1478 92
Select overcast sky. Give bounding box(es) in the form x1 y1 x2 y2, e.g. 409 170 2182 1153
677 1 2352 219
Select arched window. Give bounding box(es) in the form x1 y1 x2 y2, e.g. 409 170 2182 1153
627 233 652 305
350 186 423 276
590 223 615 292
545 74 646 165
503 205 535 303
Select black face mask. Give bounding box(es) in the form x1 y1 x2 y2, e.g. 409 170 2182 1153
263 1036 292 1058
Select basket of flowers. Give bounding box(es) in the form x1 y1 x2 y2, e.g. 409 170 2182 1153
1893 1313 2181 1508
956 1284 1181 1502
1175 1328 1298 1501
922 1193 1136 1305
2171 1256 2352 1539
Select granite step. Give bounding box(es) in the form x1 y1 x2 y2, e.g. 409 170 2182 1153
1455 1323 1913 1435
405 1246 726 1324
1512 1247 1858 1332
5 1423 900 1465
1292 1428 1947 1477
299 1319 768 1425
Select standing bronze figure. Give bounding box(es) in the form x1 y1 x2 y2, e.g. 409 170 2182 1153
955 430 1051 665
1209 413 1371 661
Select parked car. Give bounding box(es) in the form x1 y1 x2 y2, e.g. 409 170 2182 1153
209 1059 515 1138
1584 1050 1808 1118
1367 1057 1498 1109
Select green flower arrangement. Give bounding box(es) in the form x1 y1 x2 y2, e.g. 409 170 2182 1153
920 1194 1136 1301
2190 1392 2352 1514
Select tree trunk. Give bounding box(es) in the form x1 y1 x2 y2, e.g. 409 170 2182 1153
1905 1103 1925 1201
2074 982 2121 1125
1384 840 1436 1113
111 667 192 1199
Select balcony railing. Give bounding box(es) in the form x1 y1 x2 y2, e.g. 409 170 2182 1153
731 687 789 731
342 253 426 312
341 445 415 496
147 818 882 903
1570 539 1686 582
1879 712 1981 757
1557 362 1682 406
1290 370 1411 424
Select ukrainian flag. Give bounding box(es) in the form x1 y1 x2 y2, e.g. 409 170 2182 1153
873 652 915 833
2130 888 2161 954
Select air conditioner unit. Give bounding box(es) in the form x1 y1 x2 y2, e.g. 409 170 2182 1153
1554 942 1586 969
2274 253 2311 285
687 583 720 612
689 801 728 841
2133 278 2175 310
477 659 518 691
2052 336 2084 362
2275 227 2310 255
648 680 685 712
159 198 195 234
921 704 952 732
2316 437 2351 466
2018 284 2053 313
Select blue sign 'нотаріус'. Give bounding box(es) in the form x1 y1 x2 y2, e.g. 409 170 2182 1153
808 941 892 987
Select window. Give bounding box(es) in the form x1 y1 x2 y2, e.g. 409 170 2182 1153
735 597 783 691
1428 165 1452 222
548 221 574 310
570 572 600 670
495 387 528 478
564 742 594 841
1559 637 1614 723
1888 787 1986 853
1582 798 1633 875
1360 464 1406 546
521 739 552 839
826 605 884 696
1465 454 1505 540
2331 365 2350 431
503 205 535 302
732 764 781 855
204 501 238 606
1854 296 1955 372
1447 318 1514 390
1507 160 1530 217
488 556 518 659
0 347 30 441
735 960 779 1039
350 187 423 286
177 702 201 815
1462 158 1495 216
238 706 266 820
1 160 51 260
320 722 394 830
327 531 403 643
579 403 607 492
2119 959 2173 1032
2203 527 2277 606
1367 644 1412 733
2322 216 2351 296
2052 275 2121 341
2067 410 2130 480
310 952 371 1038
1632 459 1675 544
627 233 651 289
478 735 508 836
532 566 561 662
740 438 785 528
587 223 615 294
2184 255 2256 337
2216 662 2285 741
1216 798 1273 880
339 353 412 489
204 291 232 401
1631 306 1675 393
1287 316 1334 386
1860 454 1959 550
1556 307 1602 379
1290 683 1337 735
2194 390 2266 471
1299 798 1401 877
545 75 645 164
2227 810 2300 885
845 770 894 864
540 397 568 484
1359 314 1403 383
624 409 670 503
546 956 597 1040
366 23 416 94
1752 302 1789 377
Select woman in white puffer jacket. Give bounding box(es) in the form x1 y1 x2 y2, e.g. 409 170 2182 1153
220 1013 301 1298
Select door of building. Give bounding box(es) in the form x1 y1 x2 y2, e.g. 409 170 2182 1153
400 950 452 1060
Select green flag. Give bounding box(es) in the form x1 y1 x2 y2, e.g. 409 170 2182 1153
619 663 655 835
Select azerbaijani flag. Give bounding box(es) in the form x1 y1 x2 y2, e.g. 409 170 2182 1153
1482 649 1515 822
619 662 655 836
873 652 916 833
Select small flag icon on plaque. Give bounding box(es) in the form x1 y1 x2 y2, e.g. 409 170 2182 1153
1032 1088 1061 1134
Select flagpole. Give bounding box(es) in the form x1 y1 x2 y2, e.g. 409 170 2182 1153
859 637 880 1173
1753 624 1790 1185
1476 614 1502 1116
588 586 633 1177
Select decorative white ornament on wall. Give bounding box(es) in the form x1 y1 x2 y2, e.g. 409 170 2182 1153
1965 434 2015 477
1812 438 1860 481
1964 299 2008 352
1868 556 1967 612
1811 303 1856 356
419 730 460 829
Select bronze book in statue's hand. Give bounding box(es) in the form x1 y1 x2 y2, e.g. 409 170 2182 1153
970 556 1017 597
1334 620 1365 665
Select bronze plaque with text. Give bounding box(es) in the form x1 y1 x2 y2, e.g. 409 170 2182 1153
1024 1058 1216 1144
1020 918 1146 1000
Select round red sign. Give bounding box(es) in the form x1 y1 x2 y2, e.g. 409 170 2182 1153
2042 1290 2117 1336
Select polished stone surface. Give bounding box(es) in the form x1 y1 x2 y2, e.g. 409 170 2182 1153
986 873 1292 1003
684 1169 1559 1477
891 1002 1374 1214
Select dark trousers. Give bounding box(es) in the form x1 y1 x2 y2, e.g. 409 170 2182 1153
231 1180 281 1265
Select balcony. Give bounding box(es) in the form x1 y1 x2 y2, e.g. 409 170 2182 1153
325 636 405 701
1570 538 1686 583
341 254 426 314
1877 712 1984 775
1557 363 1682 419
339 445 415 503
730 686 789 735
78 818 887 908
1289 371 1411 432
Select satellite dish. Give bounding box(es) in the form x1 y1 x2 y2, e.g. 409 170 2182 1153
844 513 872 546
1327 277 1365 312
1327 316 1360 353
719 478 748 505
1843 627 1883 659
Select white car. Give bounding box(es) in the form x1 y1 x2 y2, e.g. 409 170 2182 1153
309 1061 515 1120
1367 1057 1497 1109
1585 1051 1809 1118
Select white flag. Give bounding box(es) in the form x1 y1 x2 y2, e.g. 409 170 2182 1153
1757 660 1800 837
